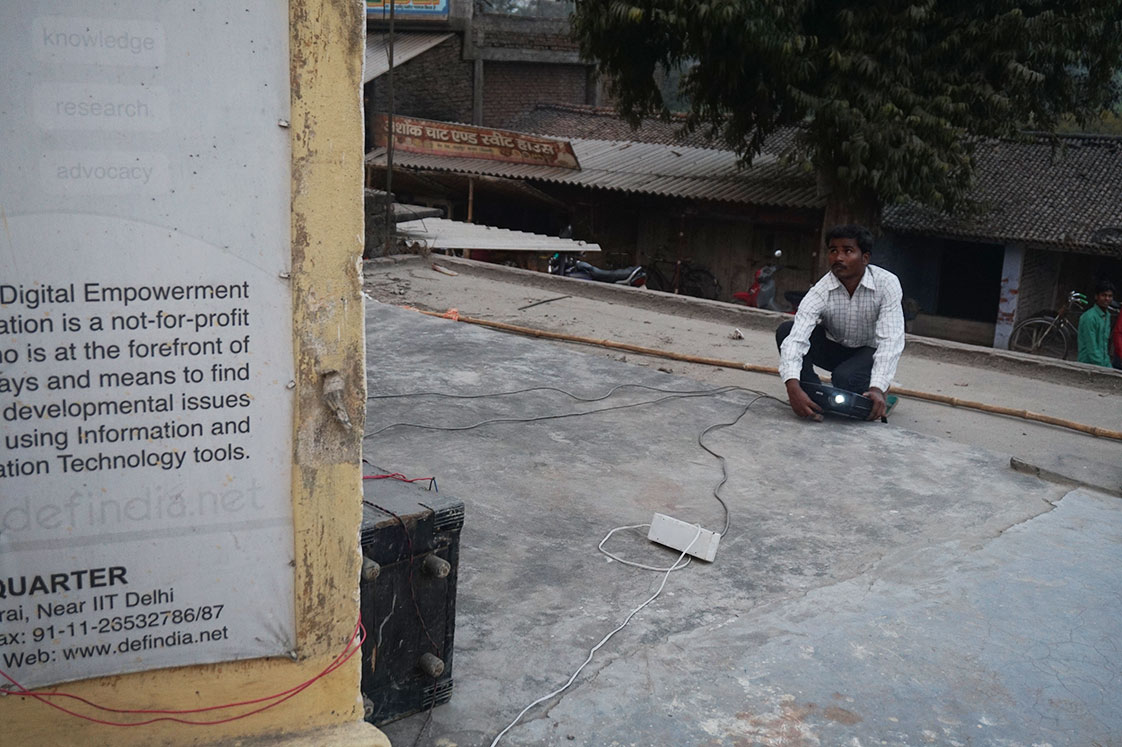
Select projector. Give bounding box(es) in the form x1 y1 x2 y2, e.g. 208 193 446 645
799 382 874 420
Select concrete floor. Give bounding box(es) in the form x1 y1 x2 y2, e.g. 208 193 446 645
363 255 1122 497
364 301 1121 747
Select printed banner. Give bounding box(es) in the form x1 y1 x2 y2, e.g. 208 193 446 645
0 1 295 689
373 114 581 170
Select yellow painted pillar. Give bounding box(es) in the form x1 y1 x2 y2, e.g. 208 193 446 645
1 0 384 743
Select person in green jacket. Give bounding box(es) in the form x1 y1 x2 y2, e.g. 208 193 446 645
1077 279 1115 367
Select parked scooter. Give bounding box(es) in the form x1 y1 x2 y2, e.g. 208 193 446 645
548 253 647 287
733 259 804 312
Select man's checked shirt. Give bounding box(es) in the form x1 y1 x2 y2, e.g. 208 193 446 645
778 264 905 392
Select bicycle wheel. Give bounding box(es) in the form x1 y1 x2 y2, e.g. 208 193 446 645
1059 322 1080 360
1008 318 1070 359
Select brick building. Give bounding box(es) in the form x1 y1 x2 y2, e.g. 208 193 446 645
363 0 597 142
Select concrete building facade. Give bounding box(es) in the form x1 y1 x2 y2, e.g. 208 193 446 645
364 0 597 134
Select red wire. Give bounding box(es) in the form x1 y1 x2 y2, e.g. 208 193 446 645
364 472 433 484
0 620 363 724
0 619 365 727
5 619 364 716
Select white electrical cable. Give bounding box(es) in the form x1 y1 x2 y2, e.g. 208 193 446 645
597 523 691 572
367 383 764 743
489 525 702 747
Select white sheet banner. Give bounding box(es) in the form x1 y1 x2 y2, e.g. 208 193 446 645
0 1 295 689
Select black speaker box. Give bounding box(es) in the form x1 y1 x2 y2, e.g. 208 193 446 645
359 474 463 725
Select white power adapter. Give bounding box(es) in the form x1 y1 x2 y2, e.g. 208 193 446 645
647 513 720 562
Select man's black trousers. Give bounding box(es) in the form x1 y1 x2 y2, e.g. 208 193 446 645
775 320 876 394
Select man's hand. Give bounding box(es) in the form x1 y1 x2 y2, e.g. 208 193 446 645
864 387 887 421
785 379 823 421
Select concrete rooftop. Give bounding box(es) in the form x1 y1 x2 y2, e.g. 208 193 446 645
362 258 1121 746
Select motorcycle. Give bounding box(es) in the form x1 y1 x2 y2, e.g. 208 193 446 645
548 252 647 287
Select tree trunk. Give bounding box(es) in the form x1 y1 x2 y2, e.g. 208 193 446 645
814 188 881 277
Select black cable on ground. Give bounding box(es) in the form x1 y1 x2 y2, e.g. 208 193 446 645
365 383 782 542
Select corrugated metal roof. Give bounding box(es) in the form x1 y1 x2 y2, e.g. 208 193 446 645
364 32 453 83
396 217 601 253
367 137 822 208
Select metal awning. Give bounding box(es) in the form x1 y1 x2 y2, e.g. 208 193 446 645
367 137 822 208
396 217 600 253
364 32 454 83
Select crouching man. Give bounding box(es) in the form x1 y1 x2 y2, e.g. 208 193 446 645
775 224 905 421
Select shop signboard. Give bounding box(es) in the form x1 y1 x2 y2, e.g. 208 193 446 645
373 114 580 170
366 0 450 21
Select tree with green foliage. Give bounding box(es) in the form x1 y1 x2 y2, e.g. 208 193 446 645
571 1 1122 224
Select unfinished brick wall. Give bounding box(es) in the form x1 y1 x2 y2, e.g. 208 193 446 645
369 36 474 124
482 61 589 128
473 15 577 51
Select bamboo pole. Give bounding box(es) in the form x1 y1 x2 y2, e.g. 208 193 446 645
416 309 1122 442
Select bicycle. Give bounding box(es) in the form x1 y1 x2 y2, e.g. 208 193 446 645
1007 290 1087 360
644 257 721 301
